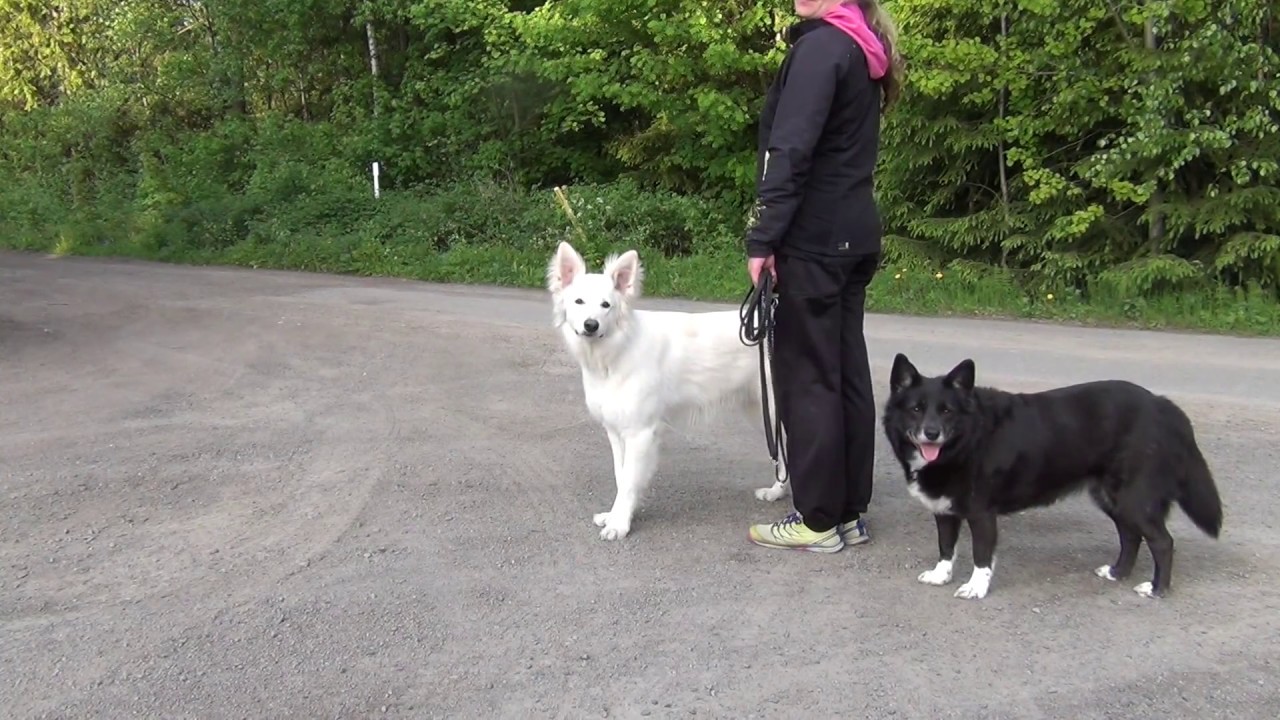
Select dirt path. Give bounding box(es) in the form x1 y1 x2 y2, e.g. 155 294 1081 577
2 251 1278 719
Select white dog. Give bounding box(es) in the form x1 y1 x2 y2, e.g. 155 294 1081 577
545 241 789 540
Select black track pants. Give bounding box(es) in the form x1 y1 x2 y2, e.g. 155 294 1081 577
772 251 879 533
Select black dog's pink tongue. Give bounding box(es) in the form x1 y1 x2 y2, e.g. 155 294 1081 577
919 443 942 462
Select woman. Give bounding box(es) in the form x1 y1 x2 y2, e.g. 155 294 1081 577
745 0 904 552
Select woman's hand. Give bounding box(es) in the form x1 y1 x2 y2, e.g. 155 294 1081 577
748 255 777 287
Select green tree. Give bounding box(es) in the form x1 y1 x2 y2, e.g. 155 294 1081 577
880 0 1280 294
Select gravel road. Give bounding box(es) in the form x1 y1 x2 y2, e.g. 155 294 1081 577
3 251 1279 719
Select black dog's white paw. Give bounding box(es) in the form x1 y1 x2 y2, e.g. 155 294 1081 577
953 567 992 599
917 559 954 586
1133 581 1164 599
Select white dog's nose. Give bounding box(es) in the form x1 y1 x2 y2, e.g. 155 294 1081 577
583 318 600 334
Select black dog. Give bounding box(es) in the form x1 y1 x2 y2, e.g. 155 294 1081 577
881 353 1223 600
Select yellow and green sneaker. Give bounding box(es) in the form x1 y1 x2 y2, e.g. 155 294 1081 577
748 511 844 553
838 517 871 546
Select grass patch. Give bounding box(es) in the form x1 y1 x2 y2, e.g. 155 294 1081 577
3 177 1278 336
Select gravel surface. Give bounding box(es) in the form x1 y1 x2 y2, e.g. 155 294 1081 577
3 251 1279 719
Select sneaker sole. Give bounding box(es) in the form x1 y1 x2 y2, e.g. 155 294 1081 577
748 532 845 554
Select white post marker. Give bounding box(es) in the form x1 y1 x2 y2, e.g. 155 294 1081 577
372 161 381 199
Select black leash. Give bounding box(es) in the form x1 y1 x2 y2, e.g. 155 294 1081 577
738 272 788 485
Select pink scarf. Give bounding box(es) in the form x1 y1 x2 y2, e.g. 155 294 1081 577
822 2 888 80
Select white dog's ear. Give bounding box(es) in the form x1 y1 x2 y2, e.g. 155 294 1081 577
547 241 586 294
605 249 643 298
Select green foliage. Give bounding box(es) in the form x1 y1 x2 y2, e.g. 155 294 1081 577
506 0 781 201
1 0 1278 335
8 174 1276 334
883 0 1280 295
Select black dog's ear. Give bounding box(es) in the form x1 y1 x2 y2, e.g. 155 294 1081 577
890 353 920 393
944 358 976 391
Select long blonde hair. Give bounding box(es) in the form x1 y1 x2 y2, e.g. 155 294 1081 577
858 0 906 112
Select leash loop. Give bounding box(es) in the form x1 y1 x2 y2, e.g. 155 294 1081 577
738 271 788 484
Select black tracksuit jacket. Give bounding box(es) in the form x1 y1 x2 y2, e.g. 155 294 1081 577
744 19 883 260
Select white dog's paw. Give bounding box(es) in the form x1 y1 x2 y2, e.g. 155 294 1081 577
953 567 992 600
754 484 787 502
592 512 631 540
599 522 631 541
917 559 954 586
1095 564 1117 581
1133 581 1161 598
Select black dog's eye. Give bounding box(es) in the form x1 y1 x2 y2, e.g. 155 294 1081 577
574 298 585 305
600 301 611 309
911 404 924 414
938 405 951 415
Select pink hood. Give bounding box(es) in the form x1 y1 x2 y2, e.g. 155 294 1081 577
822 2 888 80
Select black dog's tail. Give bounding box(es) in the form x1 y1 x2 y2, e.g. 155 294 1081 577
1162 399 1223 538
1179 450 1223 538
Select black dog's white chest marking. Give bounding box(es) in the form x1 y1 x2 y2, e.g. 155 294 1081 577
907 468 954 515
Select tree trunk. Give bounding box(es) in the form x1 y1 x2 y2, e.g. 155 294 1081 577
998 11 1010 222
366 21 380 117
1145 14 1165 248
366 19 382 197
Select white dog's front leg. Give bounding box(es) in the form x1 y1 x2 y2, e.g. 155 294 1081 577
595 427 658 541
594 428 626 531
753 418 790 502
